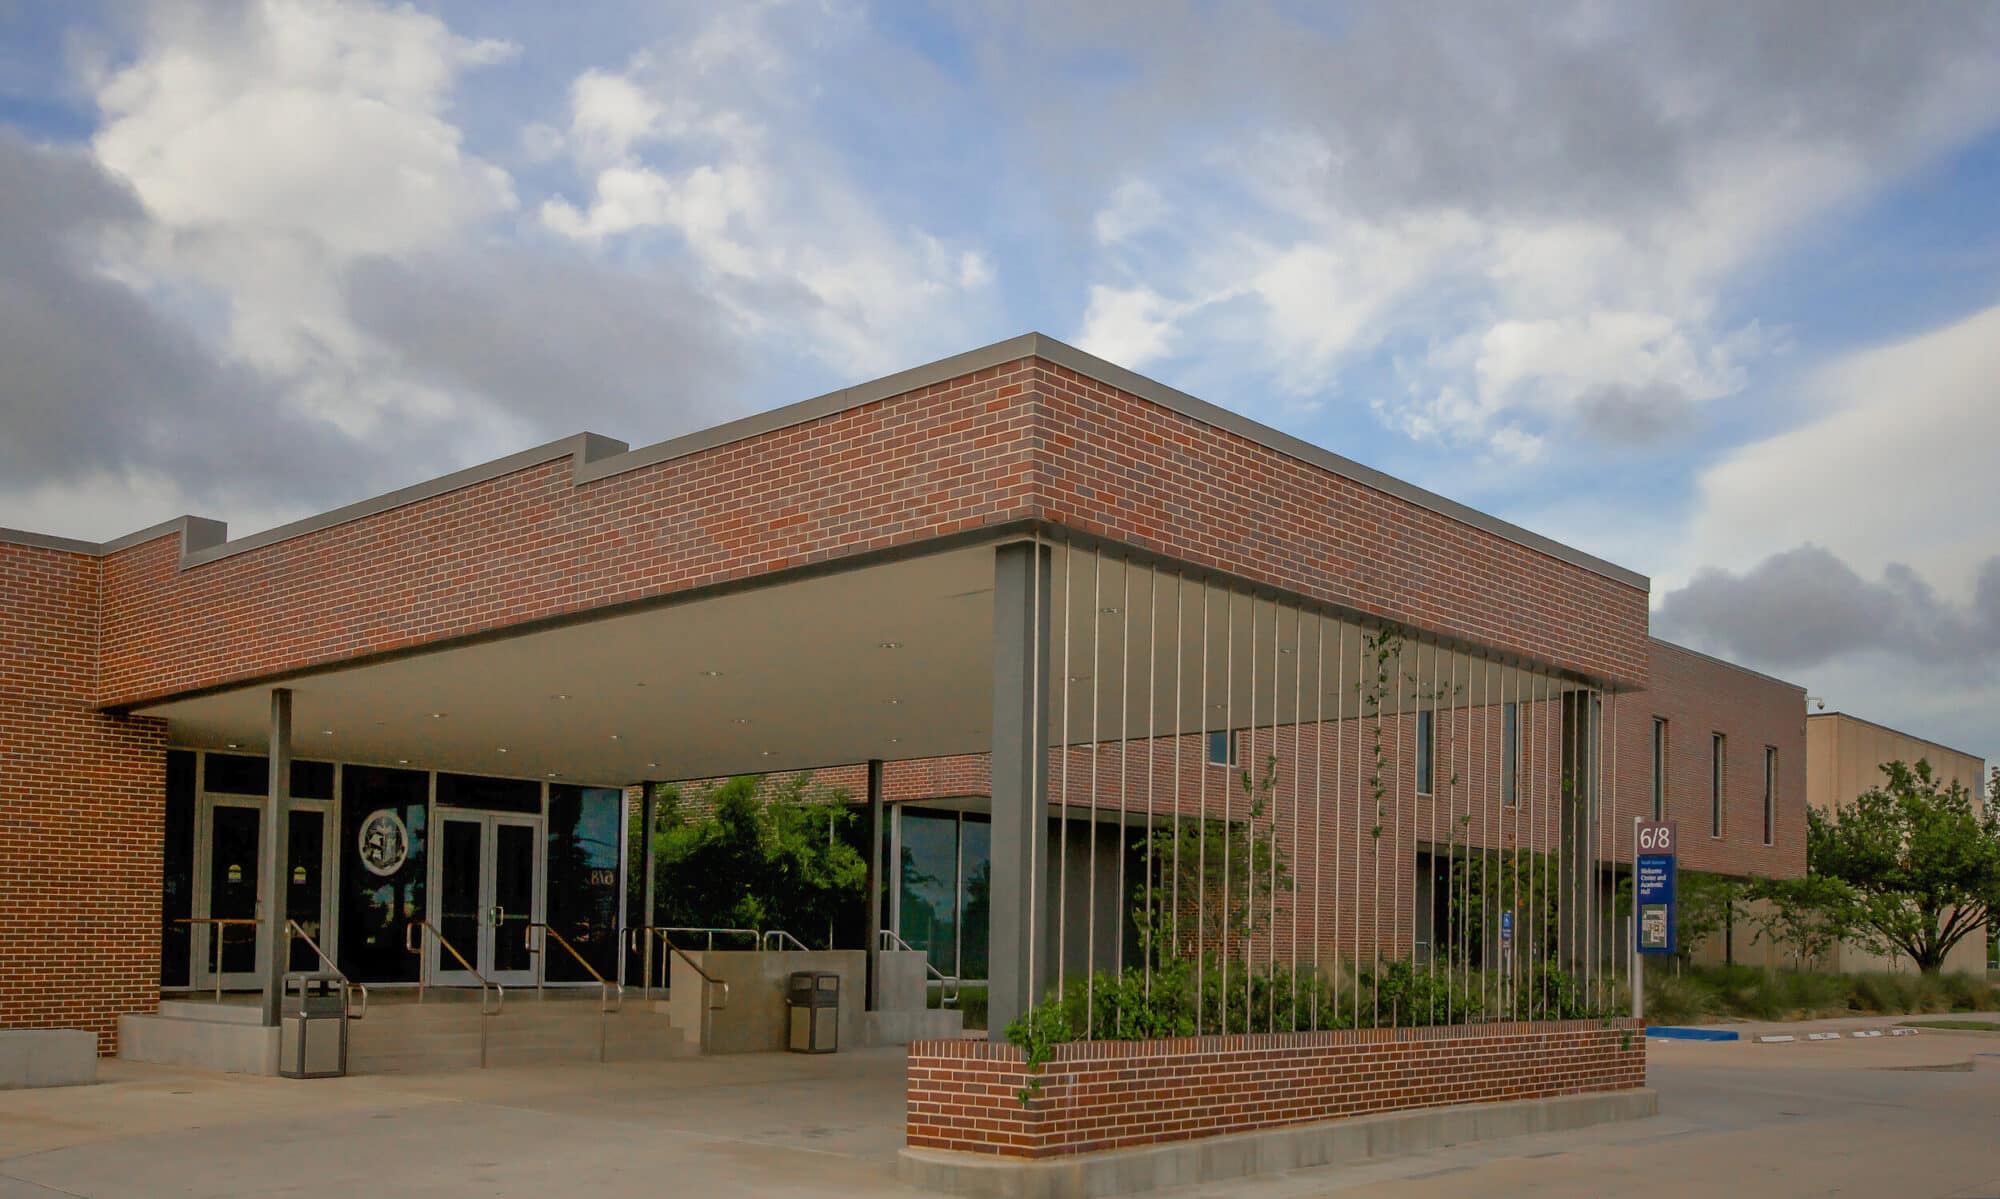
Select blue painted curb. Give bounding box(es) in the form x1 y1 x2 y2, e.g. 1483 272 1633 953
1645 1026 1739 1041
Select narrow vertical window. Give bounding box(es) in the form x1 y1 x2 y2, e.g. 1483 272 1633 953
1651 718 1667 821
1416 709 1434 795
1710 732 1726 838
1502 701 1518 806
1763 746 1777 846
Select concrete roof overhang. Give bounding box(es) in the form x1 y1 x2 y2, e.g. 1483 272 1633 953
135 535 1586 787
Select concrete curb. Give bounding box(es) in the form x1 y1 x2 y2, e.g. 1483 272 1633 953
897 1088 1659 1198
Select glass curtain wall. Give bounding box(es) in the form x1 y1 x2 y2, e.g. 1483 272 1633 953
896 807 991 982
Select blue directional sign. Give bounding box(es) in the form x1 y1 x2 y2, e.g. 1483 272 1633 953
1635 820 1677 955
1499 910 1513 945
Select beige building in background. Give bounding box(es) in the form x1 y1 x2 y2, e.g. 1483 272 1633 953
1807 711 1989 976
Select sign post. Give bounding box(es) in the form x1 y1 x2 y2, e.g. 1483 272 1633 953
1632 818 1678 1023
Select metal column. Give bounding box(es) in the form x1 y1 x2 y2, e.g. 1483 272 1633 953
866 757 885 1009
988 539 1051 1036
259 687 293 1026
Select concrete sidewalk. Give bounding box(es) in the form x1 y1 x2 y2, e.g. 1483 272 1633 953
3 1033 1996 1198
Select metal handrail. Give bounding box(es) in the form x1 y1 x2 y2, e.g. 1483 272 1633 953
404 919 503 1067
285 919 367 1020
653 926 762 952
761 929 810 952
626 927 732 1011
177 916 261 1003
524 923 624 1062
877 928 961 1007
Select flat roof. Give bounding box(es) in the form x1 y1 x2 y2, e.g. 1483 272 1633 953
1807 710 1986 767
0 333 1647 590
1648 636 1805 694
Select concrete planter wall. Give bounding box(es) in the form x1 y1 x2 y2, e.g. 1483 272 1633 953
907 1019 1646 1159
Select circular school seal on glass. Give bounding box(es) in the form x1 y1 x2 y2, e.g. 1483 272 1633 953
356 809 410 877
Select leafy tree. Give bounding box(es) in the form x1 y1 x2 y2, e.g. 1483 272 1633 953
1743 874 1851 969
1675 871 1752 969
1808 760 2000 974
1130 753 1292 966
651 773 868 946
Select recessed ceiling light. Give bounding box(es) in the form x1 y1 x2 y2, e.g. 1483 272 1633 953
1100 607 1121 615
1068 674 1091 683
431 712 446 720
698 670 724 678
321 729 334 736
884 698 901 705
647 761 659 769
552 694 570 701
497 747 509 754
888 737 901 744
1279 647 1296 655
397 758 410 765
878 641 902 650
760 750 777 757
732 717 752 725
225 741 240 749
609 733 621 741
546 771 559 778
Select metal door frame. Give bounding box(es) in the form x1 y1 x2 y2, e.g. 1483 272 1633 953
428 810 545 987
191 784 337 993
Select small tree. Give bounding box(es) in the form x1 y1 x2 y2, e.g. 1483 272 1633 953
1744 874 1851 969
1809 760 2000 974
1131 754 1291 966
1675 872 1751 970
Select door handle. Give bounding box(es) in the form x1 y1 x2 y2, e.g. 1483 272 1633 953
492 905 506 927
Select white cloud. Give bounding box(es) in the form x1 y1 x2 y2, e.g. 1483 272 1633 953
1675 303 2000 600
1044 3 2000 458
85 0 519 427
536 4 996 376
1076 284 1180 368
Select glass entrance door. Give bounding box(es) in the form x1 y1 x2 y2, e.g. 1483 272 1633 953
193 796 335 991
433 813 542 987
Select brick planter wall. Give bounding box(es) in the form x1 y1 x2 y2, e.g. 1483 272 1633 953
907 1020 1645 1159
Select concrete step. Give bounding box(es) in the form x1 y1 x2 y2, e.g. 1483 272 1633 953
346 999 696 1072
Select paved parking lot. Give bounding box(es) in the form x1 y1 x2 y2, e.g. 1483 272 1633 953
2 1028 1996 1198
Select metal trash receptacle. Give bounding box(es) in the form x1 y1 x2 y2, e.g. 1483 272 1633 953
280 972 349 1078
786 971 839 1054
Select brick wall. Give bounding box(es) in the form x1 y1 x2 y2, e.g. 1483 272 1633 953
907 1019 1646 1158
1034 363 1649 687
1611 640 1806 879
0 542 166 1053
91 353 1645 711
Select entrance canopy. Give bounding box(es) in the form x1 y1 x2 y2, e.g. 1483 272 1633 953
133 538 1579 786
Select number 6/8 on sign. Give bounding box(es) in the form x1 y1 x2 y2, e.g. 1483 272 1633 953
1634 819 1677 956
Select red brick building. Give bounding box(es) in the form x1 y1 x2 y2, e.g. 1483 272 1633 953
1 333 1797 1062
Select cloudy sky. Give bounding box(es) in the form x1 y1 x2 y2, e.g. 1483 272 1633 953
2 1 1997 769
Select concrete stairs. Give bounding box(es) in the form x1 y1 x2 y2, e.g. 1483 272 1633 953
348 989 698 1073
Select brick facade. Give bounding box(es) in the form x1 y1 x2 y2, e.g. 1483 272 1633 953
0 543 167 1053
906 1020 1646 1158
88 351 1646 712
1611 640 1806 879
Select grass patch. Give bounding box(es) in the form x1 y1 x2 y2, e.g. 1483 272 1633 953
1642 964 2000 1024
1898 1018 2000 1032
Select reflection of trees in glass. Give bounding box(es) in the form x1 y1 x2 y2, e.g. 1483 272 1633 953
960 854 991 981
548 786 622 978
650 773 867 946
900 812 958 973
